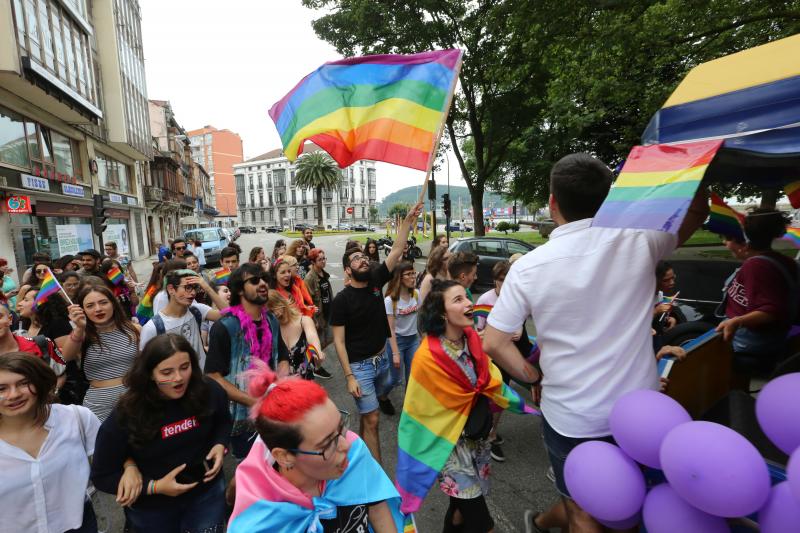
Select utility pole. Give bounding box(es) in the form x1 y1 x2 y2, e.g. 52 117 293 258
429 171 437 241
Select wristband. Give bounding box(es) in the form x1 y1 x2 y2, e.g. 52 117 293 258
345 373 354 379
123 461 136 469
153 480 158 495
70 332 84 342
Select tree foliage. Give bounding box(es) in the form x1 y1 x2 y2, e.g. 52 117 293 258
388 202 410 219
294 151 340 228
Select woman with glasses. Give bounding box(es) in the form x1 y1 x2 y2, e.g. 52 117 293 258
91 334 231 532
384 262 420 388
228 362 405 532
58 271 82 302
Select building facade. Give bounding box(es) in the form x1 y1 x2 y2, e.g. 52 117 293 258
187 125 243 226
233 144 377 229
0 0 153 280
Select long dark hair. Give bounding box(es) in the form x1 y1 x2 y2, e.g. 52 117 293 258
32 290 70 334
76 284 140 348
365 239 380 262
117 334 211 449
419 279 460 336
386 261 415 303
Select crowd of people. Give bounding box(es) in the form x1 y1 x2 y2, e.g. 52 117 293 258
0 152 796 533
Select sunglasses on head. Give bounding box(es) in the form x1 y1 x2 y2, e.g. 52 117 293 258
245 274 270 286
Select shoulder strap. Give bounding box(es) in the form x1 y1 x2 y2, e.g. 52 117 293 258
188 306 203 328
32 334 50 357
152 314 166 335
71 405 87 454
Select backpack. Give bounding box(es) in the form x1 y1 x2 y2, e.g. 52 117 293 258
152 306 203 335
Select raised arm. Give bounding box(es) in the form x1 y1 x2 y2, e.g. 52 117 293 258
385 203 423 273
677 186 709 247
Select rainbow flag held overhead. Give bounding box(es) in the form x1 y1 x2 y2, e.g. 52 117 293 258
781 227 800 249
215 267 231 286
135 284 157 325
593 140 723 233
705 192 744 241
106 266 124 286
785 181 800 209
33 268 62 310
269 49 463 171
396 330 539 514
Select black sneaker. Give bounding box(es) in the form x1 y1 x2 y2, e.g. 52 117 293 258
524 510 550 533
378 398 396 416
490 441 506 462
313 366 333 380
493 433 504 445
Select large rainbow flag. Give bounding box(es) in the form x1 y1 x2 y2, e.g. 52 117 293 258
135 284 157 325
785 181 800 209
396 329 539 514
705 192 744 241
781 227 800 249
593 140 723 233
33 268 62 310
269 49 463 171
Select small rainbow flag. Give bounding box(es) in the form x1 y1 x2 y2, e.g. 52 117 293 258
785 181 800 209
215 267 231 286
705 192 744 240
269 50 463 171
472 304 493 318
781 227 800 249
593 140 723 233
33 268 62 310
106 265 124 286
135 284 157 324
305 344 320 365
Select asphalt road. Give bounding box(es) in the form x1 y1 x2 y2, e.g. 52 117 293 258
125 231 558 533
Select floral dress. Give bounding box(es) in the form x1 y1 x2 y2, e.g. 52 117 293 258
437 337 492 499
286 329 315 380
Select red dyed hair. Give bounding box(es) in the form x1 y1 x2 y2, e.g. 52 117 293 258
307 248 324 262
247 360 327 423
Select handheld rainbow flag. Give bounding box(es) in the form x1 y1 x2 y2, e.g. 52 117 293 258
781 227 800 249
593 140 723 233
106 266 124 286
705 192 744 240
135 284 157 324
269 49 463 171
785 181 800 209
305 344 320 366
472 304 493 319
33 268 65 310
215 267 231 286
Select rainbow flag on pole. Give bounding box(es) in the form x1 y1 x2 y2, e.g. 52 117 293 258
215 267 231 286
593 140 723 233
106 265 124 286
33 268 62 310
705 192 745 240
269 49 463 171
135 284 157 324
781 227 800 249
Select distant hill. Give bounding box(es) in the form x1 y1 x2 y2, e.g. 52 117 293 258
378 185 507 217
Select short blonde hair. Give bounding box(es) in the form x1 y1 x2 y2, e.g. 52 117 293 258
268 289 300 323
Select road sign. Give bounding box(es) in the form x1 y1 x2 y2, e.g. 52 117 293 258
346 207 354 214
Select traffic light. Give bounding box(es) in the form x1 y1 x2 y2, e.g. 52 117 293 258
93 194 109 236
442 193 451 219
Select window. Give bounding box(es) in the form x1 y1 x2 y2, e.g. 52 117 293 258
506 242 530 257
291 190 296 204
259 193 264 207
249 193 254 206
0 106 30 168
326 206 331 219
51 130 76 176
260 210 265 222
471 240 504 258
303 208 308 219
96 154 130 193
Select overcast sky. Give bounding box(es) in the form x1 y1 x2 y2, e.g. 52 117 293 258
139 0 465 201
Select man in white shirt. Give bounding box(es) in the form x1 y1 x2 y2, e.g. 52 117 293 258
484 153 708 533
139 269 228 369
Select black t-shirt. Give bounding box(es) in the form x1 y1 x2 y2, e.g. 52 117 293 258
41 319 72 341
205 317 289 375
329 263 392 362
319 272 333 321
320 503 378 533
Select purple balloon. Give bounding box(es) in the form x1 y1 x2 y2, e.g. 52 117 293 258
660 421 771 517
643 484 729 533
789 449 800 505
610 389 691 468
759 482 800 533
564 441 646 522
756 373 800 455
598 512 641 530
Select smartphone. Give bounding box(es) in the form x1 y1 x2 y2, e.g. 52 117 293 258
175 459 210 484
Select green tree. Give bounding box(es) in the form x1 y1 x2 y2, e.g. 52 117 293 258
388 202 410 219
369 205 379 223
294 151 340 228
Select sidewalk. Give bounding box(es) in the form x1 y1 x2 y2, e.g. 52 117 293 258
130 254 158 284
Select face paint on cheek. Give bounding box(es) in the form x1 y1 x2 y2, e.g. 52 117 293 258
156 378 181 386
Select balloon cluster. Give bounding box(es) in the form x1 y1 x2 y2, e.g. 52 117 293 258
564 373 800 532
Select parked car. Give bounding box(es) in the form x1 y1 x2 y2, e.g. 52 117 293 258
184 227 230 266
293 223 311 232
449 237 534 291
240 226 257 234
446 223 473 232
351 224 370 232
336 223 351 231
264 225 283 233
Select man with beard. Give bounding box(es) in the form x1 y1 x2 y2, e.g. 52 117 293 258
205 263 290 459
77 249 102 276
330 202 422 464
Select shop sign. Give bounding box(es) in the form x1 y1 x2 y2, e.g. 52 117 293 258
108 193 123 204
126 197 138 206
106 208 130 219
61 183 85 197
6 195 32 214
35 201 93 217
21 173 50 192
32 164 79 185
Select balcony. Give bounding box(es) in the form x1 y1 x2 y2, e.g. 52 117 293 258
144 186 163 203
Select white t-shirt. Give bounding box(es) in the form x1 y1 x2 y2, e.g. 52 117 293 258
139 303 212 368
475 289 499 331
0 404 100 533
488 218 676 438
384 292 419 337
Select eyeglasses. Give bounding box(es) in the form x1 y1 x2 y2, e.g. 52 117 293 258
35 269 48 275
349 254 368 265
288 410 349 461
180 284 199 293
245 274 270 286
402 271 417 278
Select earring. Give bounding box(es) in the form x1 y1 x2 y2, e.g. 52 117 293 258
285 463 294 470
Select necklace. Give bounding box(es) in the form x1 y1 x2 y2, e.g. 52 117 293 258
442 334 465 349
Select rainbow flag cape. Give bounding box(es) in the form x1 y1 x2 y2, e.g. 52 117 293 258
396 329 539 514
472 304 493 319
215 267 231 286
785 181 800 209
705 192 744 240
135 284 157 325
106 265 124 286
229 432 413 532
593 140 723 233
781 227 800 249
269 49 463 171
33 268 63 310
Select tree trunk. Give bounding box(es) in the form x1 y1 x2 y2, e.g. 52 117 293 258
472 189 486 236
760 188 780 210
316 186 324 229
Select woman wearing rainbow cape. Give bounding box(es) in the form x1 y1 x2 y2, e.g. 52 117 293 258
228 362 408 532
396 279 540 532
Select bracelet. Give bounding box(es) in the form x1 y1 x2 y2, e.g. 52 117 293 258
147 480 154 495
345 373 354 379
70 332 84 342
153 480 158 495
123 462 136 469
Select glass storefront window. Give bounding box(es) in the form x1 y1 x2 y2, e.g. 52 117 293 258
0 106 30 168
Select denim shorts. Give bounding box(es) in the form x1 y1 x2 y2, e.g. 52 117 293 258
541 417 615 498
350 351 392 415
